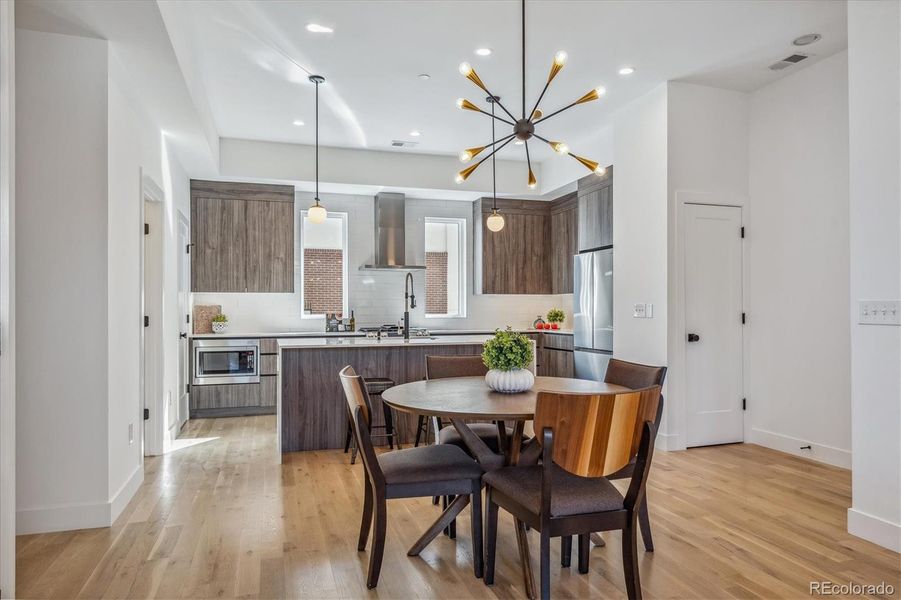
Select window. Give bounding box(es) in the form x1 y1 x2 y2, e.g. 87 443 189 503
300 211 348 317
424 217 466 318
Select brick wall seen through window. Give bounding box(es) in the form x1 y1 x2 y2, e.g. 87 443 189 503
425 251 448 314
303 248 344 315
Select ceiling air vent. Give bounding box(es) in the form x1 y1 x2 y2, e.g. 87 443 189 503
768 53 809 71
391 140 418 148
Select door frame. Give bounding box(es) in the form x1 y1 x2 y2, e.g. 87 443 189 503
670 191 750 451
175 209 190 433
141 173 166 456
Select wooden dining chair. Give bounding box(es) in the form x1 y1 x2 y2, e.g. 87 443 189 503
484 386 662 600
561 358 667 562
339 366 485 589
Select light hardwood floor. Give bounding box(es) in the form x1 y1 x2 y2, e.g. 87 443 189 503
16 416 900 599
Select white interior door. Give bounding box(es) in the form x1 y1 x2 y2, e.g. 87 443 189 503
684 203 744 447
176 212 190 431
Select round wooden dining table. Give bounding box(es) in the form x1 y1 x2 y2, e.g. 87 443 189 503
382 375 630 464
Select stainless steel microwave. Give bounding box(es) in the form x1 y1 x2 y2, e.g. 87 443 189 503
193 338 260 385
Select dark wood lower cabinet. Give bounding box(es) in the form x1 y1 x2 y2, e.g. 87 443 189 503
190 382 277 418
280 344 484 452
538 347 575 378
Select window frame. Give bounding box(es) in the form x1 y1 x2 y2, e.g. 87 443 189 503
299 209 349 319
423 216 467 319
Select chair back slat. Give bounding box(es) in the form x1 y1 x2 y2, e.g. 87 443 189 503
426 355 488 380
534 386 660 477
339 366 385 485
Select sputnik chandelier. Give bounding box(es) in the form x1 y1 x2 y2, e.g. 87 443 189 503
455 0 607 191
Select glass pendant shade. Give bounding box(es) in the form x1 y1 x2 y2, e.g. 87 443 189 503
486 209 505 232
308 201 327 224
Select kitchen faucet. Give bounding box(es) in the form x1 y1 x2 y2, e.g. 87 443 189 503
403 272 416 340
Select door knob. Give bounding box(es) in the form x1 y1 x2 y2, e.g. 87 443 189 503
687 333 700 342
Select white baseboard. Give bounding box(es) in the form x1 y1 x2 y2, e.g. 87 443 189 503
109 464 143 524
848 508 901 552
17 500 111 535
749 427 851 469
17 464 143 535
655 431 683 452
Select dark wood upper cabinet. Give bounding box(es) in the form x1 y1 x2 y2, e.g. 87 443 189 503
550 192 578 294
577 167 613 252
475 198 552 295
191 180 294 293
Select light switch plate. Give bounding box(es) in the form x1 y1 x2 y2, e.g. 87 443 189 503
633 303 646 318
858 300 901 325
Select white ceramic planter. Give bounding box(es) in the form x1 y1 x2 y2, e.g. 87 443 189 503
485 368 534 393
211 321 229 334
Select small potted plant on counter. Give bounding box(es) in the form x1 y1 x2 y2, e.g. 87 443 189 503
546 308 565 330
482 327 535 393
211 313 229 334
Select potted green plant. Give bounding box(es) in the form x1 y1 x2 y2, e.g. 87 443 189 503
482 327 535 393
211 313 229 334
546 308 565 330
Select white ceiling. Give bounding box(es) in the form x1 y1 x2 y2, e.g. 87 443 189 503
160 0 847 163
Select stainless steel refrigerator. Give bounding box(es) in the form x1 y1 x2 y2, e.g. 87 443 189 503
573 248 613 381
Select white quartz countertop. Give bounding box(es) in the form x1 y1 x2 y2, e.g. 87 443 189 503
192 328 572 339
277 334 494 349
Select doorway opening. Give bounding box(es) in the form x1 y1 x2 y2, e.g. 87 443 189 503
176 210 190 434
142 180 165 456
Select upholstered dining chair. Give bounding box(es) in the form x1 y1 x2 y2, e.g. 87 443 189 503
483 386 662 600
339 366 485 589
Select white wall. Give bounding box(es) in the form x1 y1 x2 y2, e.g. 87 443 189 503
195 192 569 332
611 85 669 378
747 52 851 467
0 1 15 594
665 82 750 450
15 28 111 533
539 124 614 195
846 0 901 552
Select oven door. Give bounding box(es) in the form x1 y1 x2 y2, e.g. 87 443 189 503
193 342 260 385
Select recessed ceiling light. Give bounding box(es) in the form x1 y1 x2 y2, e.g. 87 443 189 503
618 66 635 76
306 23 333 33
514 140 524 145
792 33 821 46
410 130 421 137
418 73 431 80
292 119 305 126
475 48 492 57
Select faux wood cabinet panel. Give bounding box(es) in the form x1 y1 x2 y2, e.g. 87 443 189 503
191 197 248 292
538 347 574 378
475 199 551 295
260 355 278 376
190 383 260 410
542 332 574 351
550 193 578 294
577 168 613 252
191 180 294 293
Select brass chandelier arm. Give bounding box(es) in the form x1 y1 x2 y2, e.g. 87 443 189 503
465 136 516 179
532 98 582 125
524 140 535 187
475 107 516 127
528 79 553 122
465 75 519 122
484 132 517 149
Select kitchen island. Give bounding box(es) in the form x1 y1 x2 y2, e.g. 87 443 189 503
276 335 503 454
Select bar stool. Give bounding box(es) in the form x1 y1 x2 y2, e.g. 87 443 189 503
344 377 400 463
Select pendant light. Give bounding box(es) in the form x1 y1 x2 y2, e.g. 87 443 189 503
307 74 327 224
485 96 505 232
454 0 608 188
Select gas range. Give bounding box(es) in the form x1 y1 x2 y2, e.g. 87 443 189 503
358 324 432 338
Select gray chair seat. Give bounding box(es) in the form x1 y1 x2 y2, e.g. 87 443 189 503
484 464 623 517
438 422 512 454
379 444 483 485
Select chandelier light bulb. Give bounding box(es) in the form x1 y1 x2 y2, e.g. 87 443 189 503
486 209 505 232
459 150 472 162
554 51 568 66
595 86 607 97
552 142 569 155
308 202 327 224
455 173 465 184
459 62 473 76
594 165 607 176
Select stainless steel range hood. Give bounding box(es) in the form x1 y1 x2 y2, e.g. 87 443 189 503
360 192 426 270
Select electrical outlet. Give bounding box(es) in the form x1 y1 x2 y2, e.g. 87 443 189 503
858 300 901 325
128 423 134 444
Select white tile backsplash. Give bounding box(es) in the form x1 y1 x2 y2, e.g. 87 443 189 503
193 192 572 333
